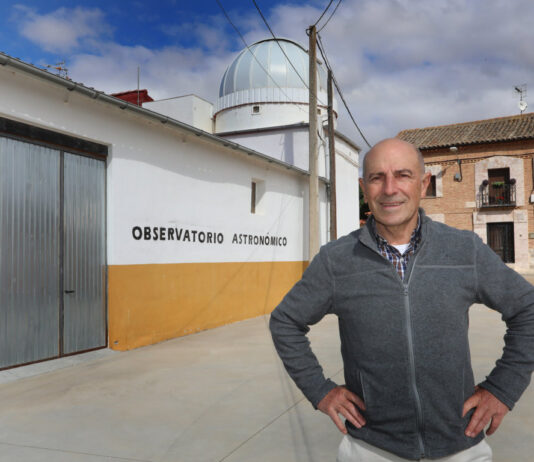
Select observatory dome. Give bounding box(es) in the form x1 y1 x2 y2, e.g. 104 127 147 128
215 38 332 132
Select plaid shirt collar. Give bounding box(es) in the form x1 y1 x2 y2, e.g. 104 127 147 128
371 214 422 281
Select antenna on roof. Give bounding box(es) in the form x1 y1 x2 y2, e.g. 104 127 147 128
45 60 69 79
514 84 527 114
137 66 140 106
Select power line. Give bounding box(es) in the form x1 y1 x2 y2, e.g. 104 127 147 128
313 0 334 27
215 0 308 113
316 33 372 148
317 33 371 147
251 0 327 107
251 0 308 89
318 0 343 33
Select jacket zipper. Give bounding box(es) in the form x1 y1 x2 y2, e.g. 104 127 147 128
403 255 425 459
360 230 427 458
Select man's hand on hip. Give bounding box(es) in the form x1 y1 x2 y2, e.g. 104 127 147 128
462 386 509 438
317 386 366 434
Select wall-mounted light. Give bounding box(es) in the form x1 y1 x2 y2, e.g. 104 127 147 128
454 158 463 182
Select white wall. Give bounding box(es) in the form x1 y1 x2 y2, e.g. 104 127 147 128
0 66 315 265
221 127 310 172
108 129 307 264
220 123 331 180
144 95 213 133
336 155 360 236
331 136 360 236
215 103 310 133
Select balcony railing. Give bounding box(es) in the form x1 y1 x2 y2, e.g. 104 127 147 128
477 183 516 208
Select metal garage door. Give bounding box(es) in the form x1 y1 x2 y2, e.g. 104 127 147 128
0 136 106 369
63 152 106 354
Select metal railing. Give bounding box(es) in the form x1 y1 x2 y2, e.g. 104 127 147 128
477 183 516 208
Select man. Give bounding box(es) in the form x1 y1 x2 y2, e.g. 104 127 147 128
269 138 534 461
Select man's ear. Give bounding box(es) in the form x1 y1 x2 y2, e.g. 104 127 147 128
359 178 367 202
420 172 431 198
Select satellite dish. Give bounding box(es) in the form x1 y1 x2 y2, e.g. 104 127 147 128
519 100 528 112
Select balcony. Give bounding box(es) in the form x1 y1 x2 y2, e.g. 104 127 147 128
477 182 516 208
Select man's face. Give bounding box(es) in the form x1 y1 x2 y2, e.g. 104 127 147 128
360 139 429 235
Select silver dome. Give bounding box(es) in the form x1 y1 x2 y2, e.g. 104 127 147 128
216 38 328 113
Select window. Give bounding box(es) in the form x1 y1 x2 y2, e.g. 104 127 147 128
250 179 265 214
488 168 511 205
426 175 437 197
252 105 261 114
251 181 257 214
424 166 443 198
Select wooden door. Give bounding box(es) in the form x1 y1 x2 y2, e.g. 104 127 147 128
487 222 515 263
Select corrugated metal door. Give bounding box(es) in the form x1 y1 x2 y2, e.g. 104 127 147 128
0 138 61 368
63 153 106 354
0 136 106 369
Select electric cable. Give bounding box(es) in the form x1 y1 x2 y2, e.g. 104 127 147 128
316 33 372 148
251 0 327 107
318 0 343 33
215 0 308 114
313 0 334 27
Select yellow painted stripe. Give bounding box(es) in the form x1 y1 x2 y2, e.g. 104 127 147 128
108 261 307 351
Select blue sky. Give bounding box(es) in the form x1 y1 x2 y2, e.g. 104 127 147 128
1 0 534 147
3 1 292 58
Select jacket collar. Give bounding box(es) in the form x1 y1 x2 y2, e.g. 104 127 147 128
359 208 431 252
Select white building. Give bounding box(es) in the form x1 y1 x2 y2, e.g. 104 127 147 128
0 38 359 369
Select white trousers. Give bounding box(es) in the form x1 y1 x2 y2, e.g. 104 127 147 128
337 435 492 462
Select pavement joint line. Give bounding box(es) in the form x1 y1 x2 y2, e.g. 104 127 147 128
153 375 262 462
217 367 345 462
0 441 151 462
217 395 307 462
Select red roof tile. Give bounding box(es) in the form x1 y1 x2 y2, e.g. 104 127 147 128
397 112 534 149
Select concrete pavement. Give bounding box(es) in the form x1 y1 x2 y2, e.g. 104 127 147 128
0 305 533 461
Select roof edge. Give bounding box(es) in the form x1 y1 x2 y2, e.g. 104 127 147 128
398 112 534 136
0 52 315 179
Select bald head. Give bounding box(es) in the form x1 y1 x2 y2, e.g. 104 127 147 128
359 137 430 243
362 138 425 182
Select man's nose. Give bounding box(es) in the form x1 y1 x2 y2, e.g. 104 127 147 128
383 174 397 195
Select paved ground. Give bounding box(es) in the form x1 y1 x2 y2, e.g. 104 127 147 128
0 302 533 461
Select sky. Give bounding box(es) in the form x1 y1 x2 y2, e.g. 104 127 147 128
1 0 533 149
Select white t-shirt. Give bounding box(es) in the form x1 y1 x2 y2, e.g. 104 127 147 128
392 243 410 255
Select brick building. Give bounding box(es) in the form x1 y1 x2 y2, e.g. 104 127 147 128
398 113 534 271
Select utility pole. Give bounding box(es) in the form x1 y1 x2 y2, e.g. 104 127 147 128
327 69 337 241
308 24 320 259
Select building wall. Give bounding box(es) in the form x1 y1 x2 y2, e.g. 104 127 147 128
334 137 360 237
0 64 331 352
220 127 312 172
421 141 534 270
144 95 213 133
215 102 311 133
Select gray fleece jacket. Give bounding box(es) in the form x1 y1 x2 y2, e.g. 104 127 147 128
269 211 534 460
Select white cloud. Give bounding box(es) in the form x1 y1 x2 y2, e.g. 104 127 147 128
12 0 534 149
160 15 231 53
259 0 534 146
12 5 110 53
68 42 233 103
